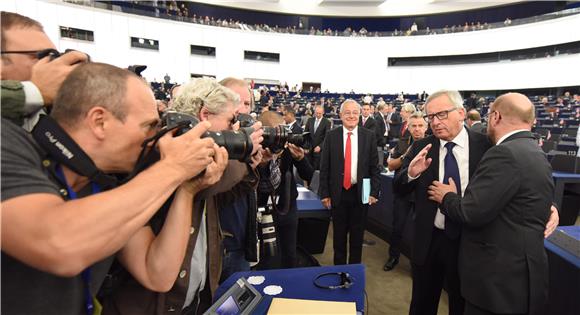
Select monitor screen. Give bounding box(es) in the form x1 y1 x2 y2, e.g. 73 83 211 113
215 296 240 315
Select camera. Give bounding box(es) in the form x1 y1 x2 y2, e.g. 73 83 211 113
237 113 309 153
257 205 277 258
161 111 254 162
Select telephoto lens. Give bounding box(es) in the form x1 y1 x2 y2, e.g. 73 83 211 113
258 206 278 257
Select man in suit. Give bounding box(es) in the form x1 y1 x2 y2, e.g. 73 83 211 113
283 106 303 134
319 99 381 265
394 90 492 315
396 91 559 315
466 109 486 134
427 93 553 315
388 106 403 139
374 102 388 167
384 112 428 271
359 103 378 134
304 104 331 170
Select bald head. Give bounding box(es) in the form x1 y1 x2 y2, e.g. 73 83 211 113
493 93 535 126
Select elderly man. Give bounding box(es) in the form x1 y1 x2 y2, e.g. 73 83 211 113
394 90 558 315
1 63 226 314
465 109 486 134
319 99 381 265
428 93 553 315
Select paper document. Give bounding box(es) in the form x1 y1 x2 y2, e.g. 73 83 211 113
267 297 356 315
362 178 370 204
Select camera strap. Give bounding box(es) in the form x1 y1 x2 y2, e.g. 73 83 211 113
31 115 118 189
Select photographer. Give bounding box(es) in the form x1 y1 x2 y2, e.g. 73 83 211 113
256 111 314 269
104 77 264 314
1 63 225 314
1 12 89 130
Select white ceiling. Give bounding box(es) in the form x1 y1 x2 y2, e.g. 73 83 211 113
188 0 525 17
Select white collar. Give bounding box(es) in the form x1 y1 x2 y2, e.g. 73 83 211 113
440 126 469 149
496 129 528 145
343 125 358 136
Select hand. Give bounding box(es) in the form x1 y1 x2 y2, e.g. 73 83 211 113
30 50 89 105
249 149 263 169
248 121 264 155
427 178 457 204
321 197 331 209
544 205 559 238
313 146 321 153
408 143 433 178
158 121 216 181
182 145 228 193
369 196 378 205
259 148 276 166
287 143 305 161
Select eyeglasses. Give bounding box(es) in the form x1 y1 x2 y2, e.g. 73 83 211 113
1 48 60 60
425 108 457 123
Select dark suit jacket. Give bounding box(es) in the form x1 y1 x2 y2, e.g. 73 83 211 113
358 115 378 138
393 128 492 265
304 116 331 150
388 112 402 139
319 126 381 206
469 121 487 134
441 131 552 314
288 120 303 135
373 113 387 147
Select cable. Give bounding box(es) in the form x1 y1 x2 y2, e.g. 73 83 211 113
364 289 369 315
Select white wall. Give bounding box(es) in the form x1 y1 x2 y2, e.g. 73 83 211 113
2 0 579 94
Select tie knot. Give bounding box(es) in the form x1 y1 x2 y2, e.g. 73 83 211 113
347 132 352 136
445 142 456 151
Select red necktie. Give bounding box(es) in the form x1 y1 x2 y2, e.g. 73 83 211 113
343 132 352 190
401 121 407 136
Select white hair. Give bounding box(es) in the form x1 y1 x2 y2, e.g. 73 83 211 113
424 90 464 112
172 77 240 117
339 99 361 112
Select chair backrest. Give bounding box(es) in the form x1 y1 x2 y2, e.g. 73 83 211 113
550 154 580 174
541 140 557 153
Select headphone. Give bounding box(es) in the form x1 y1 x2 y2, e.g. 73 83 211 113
313 272 355 290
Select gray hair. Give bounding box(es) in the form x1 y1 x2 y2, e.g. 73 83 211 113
339 99 361 113
173 77 239 117
424 90 464 112
409 111 426 121
401 102 416 113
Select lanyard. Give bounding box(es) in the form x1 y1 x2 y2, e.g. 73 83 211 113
55 165 101 315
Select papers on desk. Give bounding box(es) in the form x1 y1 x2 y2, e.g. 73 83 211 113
267 298 356 315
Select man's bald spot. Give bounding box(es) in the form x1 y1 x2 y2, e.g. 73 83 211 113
493 93 535 125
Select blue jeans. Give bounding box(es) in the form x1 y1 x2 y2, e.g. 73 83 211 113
220 250 250 283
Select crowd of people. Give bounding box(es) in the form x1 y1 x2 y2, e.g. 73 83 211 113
1 9 575 315
69 0 531 38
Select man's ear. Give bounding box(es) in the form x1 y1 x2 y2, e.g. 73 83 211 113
85 106 108 140
199 107 210 122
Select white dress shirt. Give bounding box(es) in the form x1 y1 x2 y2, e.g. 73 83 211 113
343 126 359 185
434 127 470 230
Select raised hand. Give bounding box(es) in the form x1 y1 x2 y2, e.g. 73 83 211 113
408 143 433 178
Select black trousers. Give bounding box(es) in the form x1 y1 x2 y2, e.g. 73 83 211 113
331 185 368 265
308 152 321 170
388 195 412 258
465 301 527 315
410 229 464 315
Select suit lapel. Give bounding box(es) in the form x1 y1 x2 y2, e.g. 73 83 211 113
468 129 488 177
357 129 365 180
428 136 440 181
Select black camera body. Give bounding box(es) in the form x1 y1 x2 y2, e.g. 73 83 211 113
237 113 309 153
161 111 254 162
